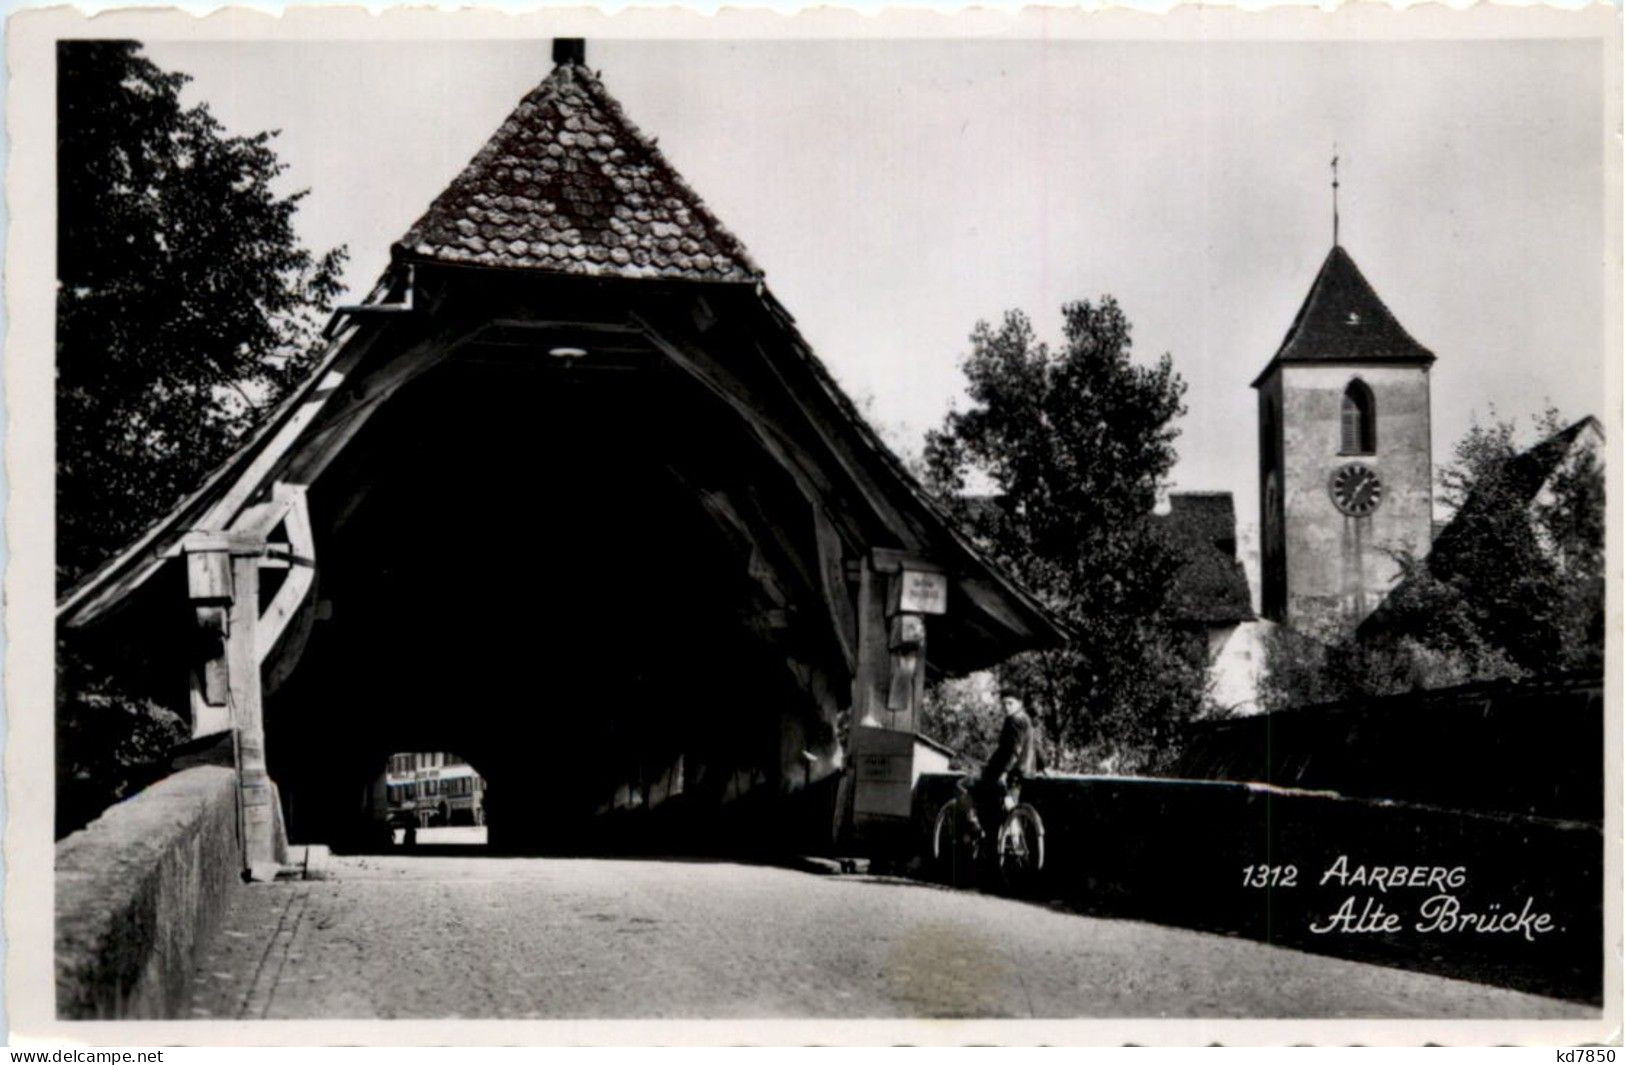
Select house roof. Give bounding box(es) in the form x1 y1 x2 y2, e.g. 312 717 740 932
1251 245 1436 388
1486 415 1603 505
1418 415 1602 567
1155 493 1254 626
1359 415 1603 638
395 57 761 283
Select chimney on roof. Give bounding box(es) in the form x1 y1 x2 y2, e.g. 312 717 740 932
553 38 586 66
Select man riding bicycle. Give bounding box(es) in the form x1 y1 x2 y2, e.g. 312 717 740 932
958 685 1043 846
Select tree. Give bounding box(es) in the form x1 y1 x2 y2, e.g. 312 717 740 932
922 298 1200 772
1257 623 1521 714
920 675 1003 770
1261 409 1603 711
55 42 346 834
56 40 346 589
56 637 189 838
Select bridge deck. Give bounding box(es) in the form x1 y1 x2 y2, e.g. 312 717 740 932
183 851 1591 1020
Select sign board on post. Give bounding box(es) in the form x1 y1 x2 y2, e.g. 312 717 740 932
897 568 948 615
852 726 917 820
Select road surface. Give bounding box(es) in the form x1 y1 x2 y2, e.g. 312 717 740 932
184 851 1593 1020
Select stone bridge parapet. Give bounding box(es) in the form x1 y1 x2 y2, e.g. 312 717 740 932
55 766 241 1019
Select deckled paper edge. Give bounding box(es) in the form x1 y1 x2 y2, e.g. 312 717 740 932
6 3 1620 1046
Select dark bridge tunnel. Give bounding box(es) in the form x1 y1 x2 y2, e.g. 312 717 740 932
263 342 848 854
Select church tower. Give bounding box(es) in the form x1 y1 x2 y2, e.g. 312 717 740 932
1253 245 1435 636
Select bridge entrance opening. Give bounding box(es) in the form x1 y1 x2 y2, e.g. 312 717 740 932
262 333 846 855
369 751 487 848
60 280 1060 874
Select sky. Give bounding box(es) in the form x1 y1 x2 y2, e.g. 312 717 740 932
141 37 1608 563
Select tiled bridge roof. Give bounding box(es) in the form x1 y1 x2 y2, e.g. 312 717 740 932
397 57 761 283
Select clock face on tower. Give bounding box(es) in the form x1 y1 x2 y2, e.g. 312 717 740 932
1330 462 1383 517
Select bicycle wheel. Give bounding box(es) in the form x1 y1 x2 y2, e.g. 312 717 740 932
997 804 1046 895
930 798 979 888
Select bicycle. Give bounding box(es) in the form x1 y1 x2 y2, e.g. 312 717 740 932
929 777 1046 895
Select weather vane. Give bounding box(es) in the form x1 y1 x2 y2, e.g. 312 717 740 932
1331 146 1341 246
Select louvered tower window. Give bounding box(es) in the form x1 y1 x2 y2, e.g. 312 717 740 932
1341 380 1376 454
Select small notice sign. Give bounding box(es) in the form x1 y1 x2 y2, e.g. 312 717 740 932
898 568 948 615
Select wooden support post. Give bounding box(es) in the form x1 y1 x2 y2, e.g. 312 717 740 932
850 560 890 729
885 613 927 730
185 547 234 738
184 527 292 878
229 553 283 881
846 554 945 850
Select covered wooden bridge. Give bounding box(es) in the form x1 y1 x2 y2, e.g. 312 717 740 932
57 41 1063 875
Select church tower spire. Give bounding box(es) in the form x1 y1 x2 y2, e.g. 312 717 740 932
1331 147 1341 247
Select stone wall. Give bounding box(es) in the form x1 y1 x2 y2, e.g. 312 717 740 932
1174 673 1603 822
56 766 240 1019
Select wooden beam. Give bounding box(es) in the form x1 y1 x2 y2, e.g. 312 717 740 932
705 492 789 606
639 311 866 679
956 577 1041 650
261 571 320 698
736 292 1066 652
486 317 642 335
815 506 858 676
733 486 820 602
326 477 378 538
735 487 860 682
641 306 878 554
683 480 793 611
739 323 925 551
252 484 316 665
277 317 484 488
174 530 266 556
868 547 946 575
660 463 852 684
59 318 382 628
632 310 840 514
193 324 392 532
460 340 652 356
228 493 297 543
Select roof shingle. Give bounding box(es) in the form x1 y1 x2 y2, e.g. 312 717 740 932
396 58 761 283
